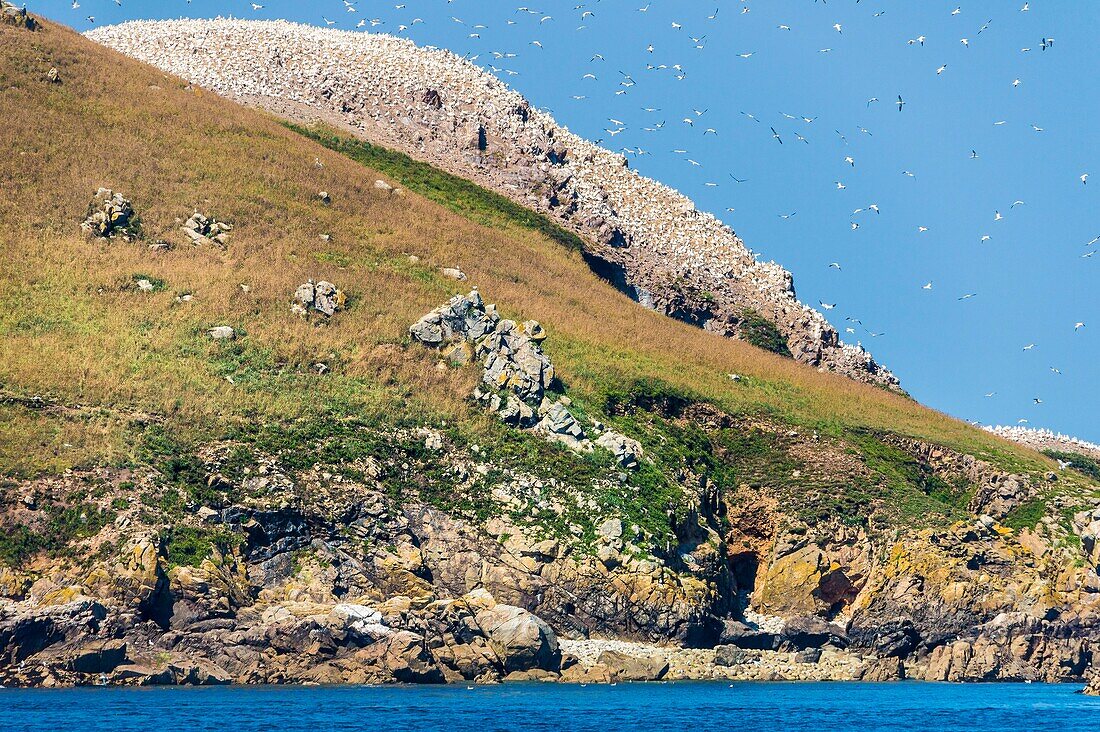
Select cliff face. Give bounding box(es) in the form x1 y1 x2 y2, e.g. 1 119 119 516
86 19 900 391
2 395 1098 686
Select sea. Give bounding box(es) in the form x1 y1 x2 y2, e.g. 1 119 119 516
1 681 1097 731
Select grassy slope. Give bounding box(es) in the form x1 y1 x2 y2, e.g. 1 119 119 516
0 21 1082 536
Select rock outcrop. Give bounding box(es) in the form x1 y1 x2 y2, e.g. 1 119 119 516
410 290 642 465
1085 672 1100 696
88 19 900 391
181 212 232 248
80 188 138 241
1 2 37 30
291 280 345 317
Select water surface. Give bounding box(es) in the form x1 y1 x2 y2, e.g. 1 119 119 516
2 682 1097 732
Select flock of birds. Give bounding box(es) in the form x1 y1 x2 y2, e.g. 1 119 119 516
67 0 1094 437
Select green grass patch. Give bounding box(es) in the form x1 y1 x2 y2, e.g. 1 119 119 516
1043 450 1100 481
286 123 588 253
164 525 243 569
739 309 793 358
1002 497 1049 531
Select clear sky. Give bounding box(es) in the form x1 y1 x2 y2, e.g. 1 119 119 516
38 0 1100 441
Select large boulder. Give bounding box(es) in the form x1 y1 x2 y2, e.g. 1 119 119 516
475 604 560 673
595 649 669 681
717 619 781 650
0 599 107 667
68 639 129 674
714 644 753 667
781 616 849 649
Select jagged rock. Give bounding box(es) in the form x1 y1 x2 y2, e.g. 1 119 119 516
536 401 588 450
1085 673 1100 696
595 649 669 681
318 191 331 204
46 66 59 83
181 212 232 248
848 619 920 658
291 279 346 317
1 2 37 30
81 188 138 241
207 326 236 340
410 291 559 430
594 430 643 469
0 599 108 667
68 639 129 674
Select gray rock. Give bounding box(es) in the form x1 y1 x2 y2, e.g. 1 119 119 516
717 619 781 650
181 212 232 248
858 656 906 681
208 326 236 340
714 644 752 667
782 616 849 649
594 430 643 469
81 188 138 241
291 279 345 317
597 518 623 542
475 604 561 673
795 647 823 664
441 267 467 281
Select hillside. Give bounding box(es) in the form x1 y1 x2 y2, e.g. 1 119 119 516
87 18 898 391
1 14 1099 687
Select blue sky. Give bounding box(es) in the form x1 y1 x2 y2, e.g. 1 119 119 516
40 0 1099 441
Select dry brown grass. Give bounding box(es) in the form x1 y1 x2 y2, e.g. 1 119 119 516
0 20 1050 476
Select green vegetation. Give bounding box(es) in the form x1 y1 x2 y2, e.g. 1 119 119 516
165 525 243 568
1002 497 1049 531
0 498 114 565
843 431 972 525
287 123 589 253
739 309 793 358
1044 450 1100 481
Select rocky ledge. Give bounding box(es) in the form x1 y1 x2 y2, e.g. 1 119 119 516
88 19 899 391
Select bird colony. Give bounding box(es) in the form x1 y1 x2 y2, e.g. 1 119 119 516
985 426 1100 462
88 19 899 391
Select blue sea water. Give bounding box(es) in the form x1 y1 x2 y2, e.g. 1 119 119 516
1 682 1097 732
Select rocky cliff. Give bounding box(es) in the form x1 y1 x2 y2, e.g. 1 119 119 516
3 291 1098 686
87 19 899 391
